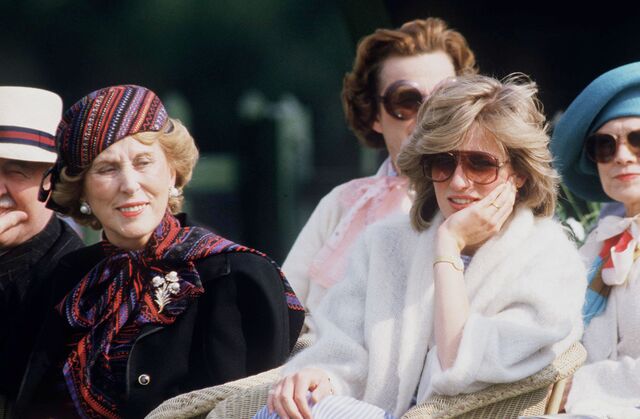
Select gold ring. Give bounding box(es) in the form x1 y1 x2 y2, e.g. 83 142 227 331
490 202 501 209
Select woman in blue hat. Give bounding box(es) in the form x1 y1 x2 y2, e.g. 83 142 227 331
552 62 640 417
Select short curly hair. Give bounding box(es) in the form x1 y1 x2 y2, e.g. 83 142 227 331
342 17 477 149
50 118 199 229
397 74 559 231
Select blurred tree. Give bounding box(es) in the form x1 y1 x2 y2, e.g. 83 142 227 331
0 0 361 259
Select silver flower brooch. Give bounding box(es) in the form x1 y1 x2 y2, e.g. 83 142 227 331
152 271 181 313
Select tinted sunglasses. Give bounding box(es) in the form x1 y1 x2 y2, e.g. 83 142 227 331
379 80 426 121
421 151 508 185
585 130 640 163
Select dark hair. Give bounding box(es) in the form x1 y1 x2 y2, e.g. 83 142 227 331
342 17 477 149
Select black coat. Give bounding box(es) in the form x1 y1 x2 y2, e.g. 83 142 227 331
0 216 83 399
15 235 304 418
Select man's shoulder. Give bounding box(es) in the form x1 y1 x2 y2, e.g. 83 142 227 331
20 217 85 276
53 217 84 250
50 241 102 287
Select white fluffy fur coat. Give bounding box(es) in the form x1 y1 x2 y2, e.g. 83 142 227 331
284 207 586 417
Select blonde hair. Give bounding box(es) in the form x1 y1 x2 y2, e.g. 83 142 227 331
51 118 199 229
396 74 559 231
342 17 477 148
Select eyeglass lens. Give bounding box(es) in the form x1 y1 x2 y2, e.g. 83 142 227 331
422 151 502 185
381 81 424 121
586 130 640 163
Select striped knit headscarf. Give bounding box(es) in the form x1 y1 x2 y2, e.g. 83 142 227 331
38 84 168 208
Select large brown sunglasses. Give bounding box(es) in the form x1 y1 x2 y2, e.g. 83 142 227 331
421 151 508 185
379 80 427 121
585 130 640 163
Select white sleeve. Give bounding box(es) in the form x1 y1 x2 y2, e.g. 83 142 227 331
421 247 585 398
566 356 640 418
568 287 640 416
282 187 344 308
282 234 371 399
582 292 619 362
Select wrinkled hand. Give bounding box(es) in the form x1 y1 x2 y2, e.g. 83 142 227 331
0 210 27 245
267 367 334 419
438 180 517 253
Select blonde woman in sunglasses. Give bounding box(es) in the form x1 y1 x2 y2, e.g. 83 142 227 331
552 62 640 418
256 74 586 419
283 17 477 336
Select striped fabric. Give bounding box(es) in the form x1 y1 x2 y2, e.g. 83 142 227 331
253 395 396 419
0 125 55 151
55 85 167 176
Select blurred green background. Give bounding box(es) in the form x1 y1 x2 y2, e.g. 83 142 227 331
2 0 639 260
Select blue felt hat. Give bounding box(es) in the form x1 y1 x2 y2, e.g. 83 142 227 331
551 62 640 202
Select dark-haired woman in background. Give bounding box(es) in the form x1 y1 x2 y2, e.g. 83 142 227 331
283 17 477 336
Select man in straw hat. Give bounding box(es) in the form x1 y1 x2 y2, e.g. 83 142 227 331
0 86 83 404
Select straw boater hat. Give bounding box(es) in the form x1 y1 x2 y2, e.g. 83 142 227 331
0 86 62 163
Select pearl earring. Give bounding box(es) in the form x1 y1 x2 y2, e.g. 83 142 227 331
169 186 181 198
79 201 92 215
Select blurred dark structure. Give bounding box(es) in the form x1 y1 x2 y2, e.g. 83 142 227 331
1 0 640 261
347 0 640 122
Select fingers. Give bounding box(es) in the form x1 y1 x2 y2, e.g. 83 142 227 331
275 376 302 419
268 370 330 419
292 375 313 419
269 377 298 419
482 182 509 209
309 375 333 404
493 181 516 211
268 379 288 419
441 179 519 250
491 181 517 228
0 211 27 235
267 384 278 415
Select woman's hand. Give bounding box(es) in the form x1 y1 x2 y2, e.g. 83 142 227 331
267 367 334 419
438 180 517 254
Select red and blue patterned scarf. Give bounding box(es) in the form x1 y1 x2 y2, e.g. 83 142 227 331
583 229 640 326
56 212 301 418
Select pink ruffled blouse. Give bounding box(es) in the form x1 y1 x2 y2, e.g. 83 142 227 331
307 158 411 288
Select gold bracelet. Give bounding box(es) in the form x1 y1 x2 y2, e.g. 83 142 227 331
433 255 464 272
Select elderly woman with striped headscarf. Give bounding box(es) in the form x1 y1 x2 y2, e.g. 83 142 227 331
552 62 640 418
13 85 303 418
